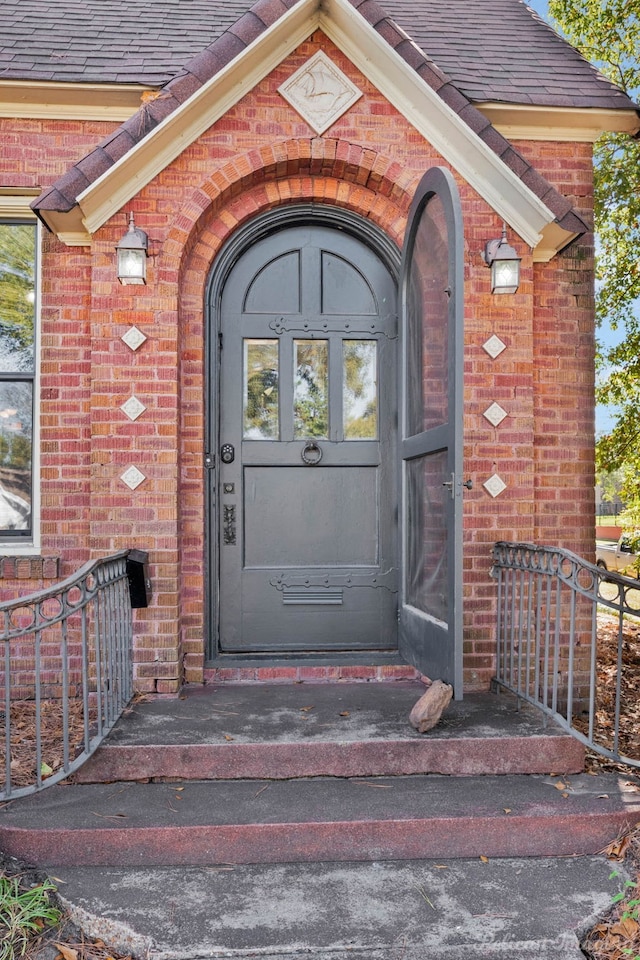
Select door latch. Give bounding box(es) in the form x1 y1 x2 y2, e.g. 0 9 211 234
442 473 473 499
220 443 235 464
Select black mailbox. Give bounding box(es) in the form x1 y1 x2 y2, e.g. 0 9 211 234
126 549 152 608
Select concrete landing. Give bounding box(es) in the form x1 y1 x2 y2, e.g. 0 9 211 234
48 855 623 960
74 684 585 782
2 772 638 866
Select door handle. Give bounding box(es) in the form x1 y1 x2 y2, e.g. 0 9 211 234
301 440 323 465
442 473 473 499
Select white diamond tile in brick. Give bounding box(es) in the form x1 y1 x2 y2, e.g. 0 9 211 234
121 466 146 490
483 402 508 427
482 335 507 359
483 473 507 498
278 51 363 135
121 326 147 351
121 396 146 421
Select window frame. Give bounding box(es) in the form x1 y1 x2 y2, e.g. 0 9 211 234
0 199 40 553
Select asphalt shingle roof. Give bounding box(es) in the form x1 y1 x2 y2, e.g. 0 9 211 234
1 0 634 112
391 0 635 110
31 0 592 241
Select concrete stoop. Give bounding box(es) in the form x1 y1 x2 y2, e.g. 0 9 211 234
3 682 635 959
0 683 637 867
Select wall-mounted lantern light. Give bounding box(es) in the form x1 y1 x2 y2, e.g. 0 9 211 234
483 224 521 294
116 212 148 285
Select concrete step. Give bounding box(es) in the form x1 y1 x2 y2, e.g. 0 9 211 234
74 683 585 782
1 772 636 866
48 856 623 960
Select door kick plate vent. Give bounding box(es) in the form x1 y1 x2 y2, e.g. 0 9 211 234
282 588 344 605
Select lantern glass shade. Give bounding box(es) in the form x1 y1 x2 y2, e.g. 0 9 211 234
483 227 521 295
491 257 520 294
116 213 148 285
117 247 146 284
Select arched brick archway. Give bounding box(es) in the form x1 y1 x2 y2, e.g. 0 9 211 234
168 139 413 680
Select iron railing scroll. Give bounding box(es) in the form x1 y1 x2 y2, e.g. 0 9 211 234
0 552 134 800
492 541 640 769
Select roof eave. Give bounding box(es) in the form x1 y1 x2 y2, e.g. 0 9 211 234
34 0 581 258
478 102 640 142
0 79 152 121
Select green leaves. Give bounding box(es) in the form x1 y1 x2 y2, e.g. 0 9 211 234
0 873 61 960
549 1 640 487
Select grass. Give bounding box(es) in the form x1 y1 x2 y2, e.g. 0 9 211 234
0 871 61 960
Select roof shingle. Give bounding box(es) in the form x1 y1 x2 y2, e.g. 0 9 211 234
1 0 635 113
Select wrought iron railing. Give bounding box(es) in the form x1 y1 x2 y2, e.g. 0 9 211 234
492 541 640 769
0 552 134 799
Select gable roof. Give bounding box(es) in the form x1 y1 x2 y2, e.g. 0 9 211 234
0 0 635 115
30 0 593 259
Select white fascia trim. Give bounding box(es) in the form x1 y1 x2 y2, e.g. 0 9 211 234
0 80 149 121
320 0 555 250
70 0 563 252
33 207 91 245
478 102 640 142
0 193 40 218
77 0 322 235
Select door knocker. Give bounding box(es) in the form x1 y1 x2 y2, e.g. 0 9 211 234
301 440 323 465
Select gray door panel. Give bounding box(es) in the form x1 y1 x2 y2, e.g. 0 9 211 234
217 224 398 654
398 168 464 697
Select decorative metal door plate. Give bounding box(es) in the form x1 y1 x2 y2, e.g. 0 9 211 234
269 314 397 339
278 51 363 135
223 504 237 545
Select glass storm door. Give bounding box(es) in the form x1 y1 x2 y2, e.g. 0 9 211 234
216 224 398 653
399 168 464 696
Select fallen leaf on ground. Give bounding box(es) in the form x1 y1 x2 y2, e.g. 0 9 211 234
54 944 79 960
611 916 639 939
604 834 631 861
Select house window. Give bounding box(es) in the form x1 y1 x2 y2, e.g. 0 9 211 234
0 220 36 541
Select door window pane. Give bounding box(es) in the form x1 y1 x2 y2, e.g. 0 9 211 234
294 339 328 439
343 340 377 439
243 339 279 439
405 450 448 622
406 194 449 435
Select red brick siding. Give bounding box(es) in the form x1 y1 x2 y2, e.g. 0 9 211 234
0 35 596 695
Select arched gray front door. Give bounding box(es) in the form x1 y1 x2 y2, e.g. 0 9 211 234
212 220 399 654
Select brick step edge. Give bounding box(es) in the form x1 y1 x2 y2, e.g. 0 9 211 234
0 809 630 867
73 735 586 783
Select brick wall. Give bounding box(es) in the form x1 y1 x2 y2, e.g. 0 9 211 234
0 33 596 694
